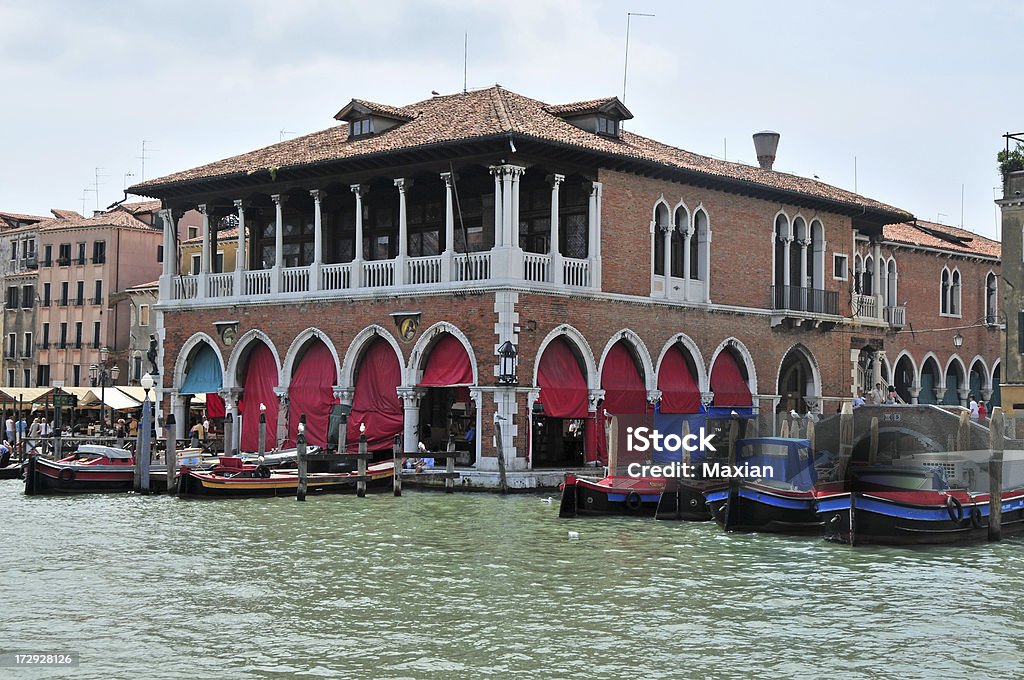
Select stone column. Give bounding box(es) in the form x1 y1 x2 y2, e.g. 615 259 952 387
549 174 564 285
273 386 289 449
909 387 920 405
198 204 210 298
310 189 324 292
394 178 409 286
170 391 188 442
872 240 883 317
798 238 809 310
661 223 672 298
158 208 176 301
219 387 243 454
233 200 246 297
501 170 514 248
588 181 602 290
958 387 970 406
680 222 692 300
398 387 422 453
350 184 365 288
491 167 504 248
271 194 285 294
332 386 354 452
781 236 792 288
441 172 455 282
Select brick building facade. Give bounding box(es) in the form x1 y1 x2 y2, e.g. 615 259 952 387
131 87 1002 467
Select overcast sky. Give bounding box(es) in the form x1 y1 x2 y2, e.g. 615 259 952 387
1 0 1021 238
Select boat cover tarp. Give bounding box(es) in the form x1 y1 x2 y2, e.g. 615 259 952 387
537 338 588 419
658 347 701 414
419 334 473 387
287 339 336 447
601 341 647 415
239 343 280 452
710 350 752 407
650 412 716 464
347 338 403 451
181 344 223 395
737 437 816 490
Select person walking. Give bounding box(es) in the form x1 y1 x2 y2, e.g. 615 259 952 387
969 395 980 421
978 400 988 423
5 413 15 445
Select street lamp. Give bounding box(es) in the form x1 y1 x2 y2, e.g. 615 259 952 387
497 341 517 385
89 346 120 434
953 332 964 348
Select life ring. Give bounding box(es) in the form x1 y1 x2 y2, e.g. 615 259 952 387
946 495 964 523
625 491 643 511
970 505 984 529
255 464 271 479
58 467 75 482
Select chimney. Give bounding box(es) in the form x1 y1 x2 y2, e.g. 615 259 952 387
752 131 780 171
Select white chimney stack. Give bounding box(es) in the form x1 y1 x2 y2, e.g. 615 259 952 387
752 131 780 171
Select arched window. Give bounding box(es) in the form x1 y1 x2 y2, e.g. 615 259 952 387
853 254 863 294
671 205 687 278
940 267 950 314
810 219 825 290
792 216 807 289
862 255 874 295
886 257 898 309
950 269 961 316
652 202 669 276
986 272 998 324
774 214 790 290
692 208 709 283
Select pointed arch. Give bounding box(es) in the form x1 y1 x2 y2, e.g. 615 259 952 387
919 353 942 405
533 325 598 391
652 197 671 277
408 322 478 386
655 333 708 393
597 331 653 416
810 218 825 290
226 328 282 389
173 332 226 393
692 205 710 292
339 325 405 390
775 343 822 414
597 330 655 391
892 351 918 403
281 327 342 388
708 338 758 405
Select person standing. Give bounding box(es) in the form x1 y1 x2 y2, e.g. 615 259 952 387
978 400 988 422
969 395 979 421
28 417 41 452
5 413 14 445
852 392 866 408
870 382 885 405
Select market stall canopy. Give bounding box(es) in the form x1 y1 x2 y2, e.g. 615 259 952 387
59 387 100 406
98 388 141 411
0 387 56 403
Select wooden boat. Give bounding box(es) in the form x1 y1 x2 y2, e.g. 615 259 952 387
816 455 1024 545
176 456 394 498
705 437 822 534
23 445 166 494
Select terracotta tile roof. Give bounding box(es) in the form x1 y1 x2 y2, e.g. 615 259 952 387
545 96 632 118
182 226 240 244
132 86 910 219
119 200 161 215
883 220 1000 259
32 209 155 233
126 279 159 291
0 211 48 224
334 98 416 122
50 209 82 220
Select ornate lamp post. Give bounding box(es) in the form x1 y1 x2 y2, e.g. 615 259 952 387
89 346 120 434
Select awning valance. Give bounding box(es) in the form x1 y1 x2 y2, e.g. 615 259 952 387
348 339 403 451
658 347 701 414
600 342 647 415
419 334 473 387
538 338 588 419
710 350 753 408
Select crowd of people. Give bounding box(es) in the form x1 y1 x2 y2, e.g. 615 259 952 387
851 381 990 422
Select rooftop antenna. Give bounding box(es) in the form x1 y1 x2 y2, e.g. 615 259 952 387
854 156 858 194
622 12 655 103
279 129 295 141
463 32 468 94
937 212 948 223
960 183 964 228
138 140 154 182
81 187 96 215
93 167 107 210
123 171 135 191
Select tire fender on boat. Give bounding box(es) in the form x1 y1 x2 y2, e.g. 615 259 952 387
58 467 75 482
970 504 984 529
946 495 964 523
625 490 643 511
255 464 271 479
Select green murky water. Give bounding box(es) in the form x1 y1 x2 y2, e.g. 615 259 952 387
1 482 1022 678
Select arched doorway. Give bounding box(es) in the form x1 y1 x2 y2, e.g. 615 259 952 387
286 338 337 447
179 342 225 438
893 354 916 404
710 346 753 411
777 347 817 415
919 357 941 405
969 360 987 405
992 364 1002 408
657 343 701 415
237 342 280 452
593 339 648 465
534 337 589 467
417 333 476 463
943 360 964 406
347 337 403 452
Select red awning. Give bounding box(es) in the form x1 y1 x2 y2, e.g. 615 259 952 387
600 341 647 415
348 338 404 451
658 347 701 414
287 340 338 447
206 393 226 419
238 343 280 452
710 350 753 407
419 334 473 387
537 338 588 419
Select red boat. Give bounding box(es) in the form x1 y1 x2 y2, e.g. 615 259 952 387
24 445 158 494
177 456 395 498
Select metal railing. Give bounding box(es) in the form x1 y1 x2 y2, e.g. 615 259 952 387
770 285 839 315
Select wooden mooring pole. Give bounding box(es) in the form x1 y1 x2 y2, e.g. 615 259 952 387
223 413 234 457
296 428 308 502
134 391 153 494
357 433 368 498
494 420 508 495
258 411 266 460
989 407 1004 541
839 402 855 545
393 434 402 497
445 433 455 494
165 414 177 495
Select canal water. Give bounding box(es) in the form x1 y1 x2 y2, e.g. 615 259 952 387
1 482 1022 679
